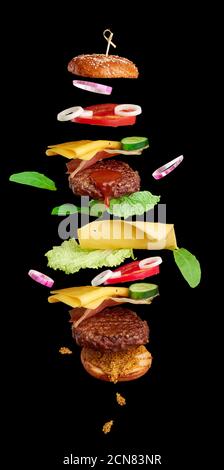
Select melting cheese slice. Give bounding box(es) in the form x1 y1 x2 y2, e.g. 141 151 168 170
46 140 121 160
78 221 177 250
48 285 129 309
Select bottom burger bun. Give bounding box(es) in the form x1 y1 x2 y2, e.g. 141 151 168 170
81 345 152 383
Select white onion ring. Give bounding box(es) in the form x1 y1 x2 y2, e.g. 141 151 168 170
57 106 84 121
114 104 142 117
28 269 54 288
73 80 112 95
91 270 121 286
139 256 162 269
79 110 93 118
152 155 184 180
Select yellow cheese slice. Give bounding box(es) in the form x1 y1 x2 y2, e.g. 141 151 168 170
72 140 121 157
46 148 79 158
48 286 129 309
51 286 96 294
46 149 59 156
46 148 98 160
46 141 93 159
84 296 118 309
48 293 81 308
78 221 177 250
46 140 121 160
48 140 91 149
72 150 100 161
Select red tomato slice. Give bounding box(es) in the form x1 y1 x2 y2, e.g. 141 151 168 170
72 103 136 127
104 266 160 284
112 260 141 274
86 103 117 116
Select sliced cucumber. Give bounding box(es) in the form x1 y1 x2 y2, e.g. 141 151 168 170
121 137 149 151
129 283 159 299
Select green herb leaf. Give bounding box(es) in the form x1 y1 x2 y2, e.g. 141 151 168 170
51 204 88 215
45 239 133 274
9 172 57 191
107 191 160 219
51 202 106 217
173 248 201 288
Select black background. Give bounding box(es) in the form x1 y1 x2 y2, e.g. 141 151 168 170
3 4 210 468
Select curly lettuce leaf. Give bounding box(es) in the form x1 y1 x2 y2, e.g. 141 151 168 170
45 239 134 274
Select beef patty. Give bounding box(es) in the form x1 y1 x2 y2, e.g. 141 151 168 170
68 159 140 200
72 306 149 352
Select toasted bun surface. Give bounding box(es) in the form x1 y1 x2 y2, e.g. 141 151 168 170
68 54 139 78
81 346 152 382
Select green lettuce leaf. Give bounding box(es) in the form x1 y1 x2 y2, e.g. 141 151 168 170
173 248 201 288
89 201 107 217
45 239 134 274
9 172 56 191
107 191 160 218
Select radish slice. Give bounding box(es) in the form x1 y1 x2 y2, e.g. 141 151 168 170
114 104 142 117
73 80 112 95
152 155 184 180
28 269 54 288
57 106 84 121
91 270 121 286
139 257 162 269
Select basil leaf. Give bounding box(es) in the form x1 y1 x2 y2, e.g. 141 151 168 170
173 248 201 288
9 172 57 191
51 202 105 216
51 204 86 215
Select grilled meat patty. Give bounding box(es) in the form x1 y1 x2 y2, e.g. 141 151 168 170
68 159 140 200
72 306 149 352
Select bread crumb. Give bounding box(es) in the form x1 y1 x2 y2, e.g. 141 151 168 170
83 345 146 383
116 392 126 406
59 347 72 355
102 420 113 434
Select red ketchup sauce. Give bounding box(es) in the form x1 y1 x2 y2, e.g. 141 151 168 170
90 169 121 206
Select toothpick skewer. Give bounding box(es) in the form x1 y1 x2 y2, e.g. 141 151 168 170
103 29 116 56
